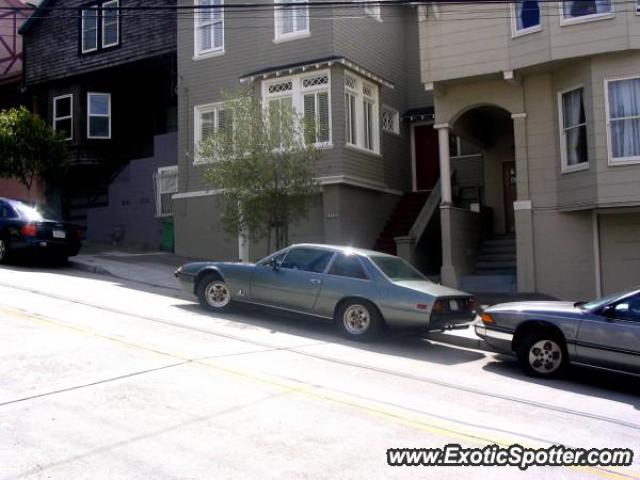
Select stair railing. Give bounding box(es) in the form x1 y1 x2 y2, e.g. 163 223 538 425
409 177 442 243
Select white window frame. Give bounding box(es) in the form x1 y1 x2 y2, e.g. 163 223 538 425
558 85 589 173
559 0 613 26
193 102 236 164
364 2 382 22
273 0 310 43
511 0 542 37
262 69 332 148
381 105 399 135
101 0 119 49
87 92 112 140
53 94 73 141
344 71 380 155
194 0 225 59
155 166 178 217
605 75 640 166
81 6 98 53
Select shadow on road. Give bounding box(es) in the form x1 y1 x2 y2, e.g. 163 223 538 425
483 355 640 409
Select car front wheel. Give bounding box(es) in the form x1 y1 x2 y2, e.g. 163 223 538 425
197 274 232 312
517 332 567 378
336 299 381 341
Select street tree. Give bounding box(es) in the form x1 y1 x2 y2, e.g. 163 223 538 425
199 89 320 252
0 106 67 195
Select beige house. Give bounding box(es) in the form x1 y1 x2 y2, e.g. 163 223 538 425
417 0 640 300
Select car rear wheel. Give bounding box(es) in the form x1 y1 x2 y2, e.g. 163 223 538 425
517 332 567 378
336 299 381 341
0 239 10 264
197 274 232 312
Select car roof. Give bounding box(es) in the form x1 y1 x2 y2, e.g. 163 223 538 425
288 243 394 258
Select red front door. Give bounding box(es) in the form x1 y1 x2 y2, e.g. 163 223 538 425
414 124 440 191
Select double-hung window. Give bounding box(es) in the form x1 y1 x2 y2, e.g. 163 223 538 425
606 76 640 165
512 0 541 35
274 0 309 42
87 93 111 139
53 94 73 141
81 1 119 53
559 87 588 172
194 0 224 57
344 72 379 154
193 103 234 163
81 7 98 53
155 166 178 217
560 0 612 24
263 70 331 147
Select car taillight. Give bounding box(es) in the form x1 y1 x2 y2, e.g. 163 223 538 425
480 313 495 325
76 228 83 239
432 299 447 314
21 224 38 237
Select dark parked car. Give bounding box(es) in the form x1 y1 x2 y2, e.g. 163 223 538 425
175 244 476 340
475 287 640 377
0 197 82 264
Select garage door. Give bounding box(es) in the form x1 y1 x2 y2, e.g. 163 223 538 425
600 213 640 295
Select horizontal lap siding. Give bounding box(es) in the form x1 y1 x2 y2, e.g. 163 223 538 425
24 0 177 85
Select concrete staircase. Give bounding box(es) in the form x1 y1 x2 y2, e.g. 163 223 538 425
459 234 517 293
373 191 430 255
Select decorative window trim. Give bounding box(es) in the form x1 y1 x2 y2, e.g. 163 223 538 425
194 0 225 58
155 165 178 217
262 69 332 147
381 105 399 135
101 0 119 48
557 85 589 174
81 6 98 53
53 94 73 141
364 2 382 22
510 0 542 38
559 0 614 26
273 0 310 43
344 70 380 154
87 92 111 140
605 75 640 166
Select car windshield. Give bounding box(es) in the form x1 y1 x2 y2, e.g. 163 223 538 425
13 203 60 222
582 288 639 310
369 256 426 281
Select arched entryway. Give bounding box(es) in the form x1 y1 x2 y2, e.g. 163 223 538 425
450 105 515 235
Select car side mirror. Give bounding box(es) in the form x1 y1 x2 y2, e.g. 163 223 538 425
270 258 280 271
600 305 616 320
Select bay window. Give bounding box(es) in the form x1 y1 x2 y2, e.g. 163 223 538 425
606 76 640 164
559 87 588 172
195 0 224 57
561 0 612 24
344 72 379 154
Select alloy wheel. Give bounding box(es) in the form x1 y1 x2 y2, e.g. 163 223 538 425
343 304 371 336
205 281 231 309
528 339 563 374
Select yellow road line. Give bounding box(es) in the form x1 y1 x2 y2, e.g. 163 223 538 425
2 305 638 480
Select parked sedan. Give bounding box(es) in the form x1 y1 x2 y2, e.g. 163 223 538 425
475 288 640 377
175 244 476 340
0 197 82 264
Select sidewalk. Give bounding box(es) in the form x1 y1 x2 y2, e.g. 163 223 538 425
69 243 199 293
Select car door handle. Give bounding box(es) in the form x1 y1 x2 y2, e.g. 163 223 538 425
310 278 321 285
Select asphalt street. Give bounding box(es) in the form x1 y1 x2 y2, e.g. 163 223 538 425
1 264 639 479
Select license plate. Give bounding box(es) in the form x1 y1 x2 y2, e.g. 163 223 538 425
449 299 459 311
52 230 66 239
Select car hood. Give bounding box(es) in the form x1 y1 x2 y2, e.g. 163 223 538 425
179 261 254 274
393 280 472 297
486 301 579 314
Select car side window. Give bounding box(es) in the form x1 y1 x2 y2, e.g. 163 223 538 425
0 203 17 219
609 294 640 322
327 253 368 280
280 248 333 273
260 250 287 268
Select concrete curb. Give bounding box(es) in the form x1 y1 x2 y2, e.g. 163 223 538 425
68 259 112 276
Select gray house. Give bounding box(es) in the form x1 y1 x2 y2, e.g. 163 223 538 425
174 0 438 266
